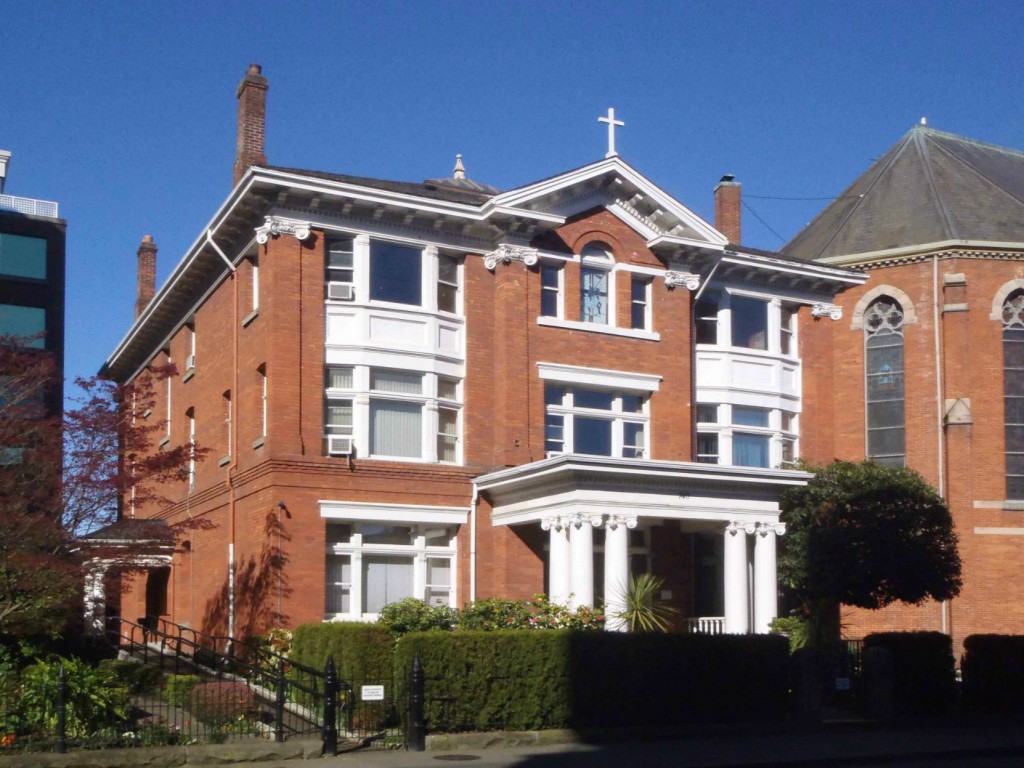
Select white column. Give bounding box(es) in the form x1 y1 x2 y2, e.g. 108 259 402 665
603 515 635 632
754 522 785 634
569 514 596 609
724 522 751 634
544 517 571 607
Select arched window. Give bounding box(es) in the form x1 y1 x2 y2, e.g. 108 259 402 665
1003 291 1024 498
580 242 613 325
864 298 905 466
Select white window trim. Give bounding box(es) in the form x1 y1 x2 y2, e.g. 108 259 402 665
579 248 615 326
538 316 660 341
631 275 653 331
539 260 565 319
695 403 799 469
321 507 461 620
538 361 661 393
324 366 462 464
544 384 650 459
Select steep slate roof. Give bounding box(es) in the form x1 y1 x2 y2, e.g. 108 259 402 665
782 126 1024 261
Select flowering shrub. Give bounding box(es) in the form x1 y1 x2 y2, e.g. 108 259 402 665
377 598 458 634
378 595 605 635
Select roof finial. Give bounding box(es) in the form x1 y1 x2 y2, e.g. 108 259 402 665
453 153 466 180
598 107 624 158
920 116 928 126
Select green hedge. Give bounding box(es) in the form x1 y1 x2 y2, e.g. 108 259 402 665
290 622 394 683
962 634 1024 713
863 631 955 716
394 630 789 732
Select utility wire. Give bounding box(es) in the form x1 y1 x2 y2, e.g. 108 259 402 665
741 200 787 244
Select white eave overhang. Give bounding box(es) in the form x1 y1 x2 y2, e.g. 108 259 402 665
721 250 867 287
816 239 1024 268
475 454 811 493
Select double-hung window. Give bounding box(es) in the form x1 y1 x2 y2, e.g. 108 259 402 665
370 241 422 306
545 384 647 458
437 254 460 313
731 295 768 351
325 367 354 453
369 370 424 458
731 406 770 468
326 238 355 300
631 276 651 330
540 262 563 318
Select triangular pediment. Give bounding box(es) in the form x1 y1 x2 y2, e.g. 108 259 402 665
485 156 728 251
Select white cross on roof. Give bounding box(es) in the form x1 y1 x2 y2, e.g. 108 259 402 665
598 108 624 158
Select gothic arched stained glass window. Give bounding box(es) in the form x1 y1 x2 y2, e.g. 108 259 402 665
1003 291 1024 499
865 298 906 467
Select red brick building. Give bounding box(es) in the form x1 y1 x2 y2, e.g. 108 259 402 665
783 124 1024 652
99 66 867 640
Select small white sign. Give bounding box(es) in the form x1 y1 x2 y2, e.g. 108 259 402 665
361 685 385 701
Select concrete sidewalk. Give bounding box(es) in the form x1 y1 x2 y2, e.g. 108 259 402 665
6 716 1024 768
310 717 1024 768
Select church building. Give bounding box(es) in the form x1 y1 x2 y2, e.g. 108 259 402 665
783 123 1024 652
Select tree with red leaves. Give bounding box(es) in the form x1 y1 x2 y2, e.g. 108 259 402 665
0 341 202 638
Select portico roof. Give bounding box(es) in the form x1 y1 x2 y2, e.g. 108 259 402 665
475 454 811 528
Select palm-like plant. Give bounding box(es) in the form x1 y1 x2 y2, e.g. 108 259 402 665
616 573 678 633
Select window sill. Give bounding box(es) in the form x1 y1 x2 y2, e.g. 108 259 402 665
218 455 231 467
537 316 660 341
252 436 265 449
974 500 1024 511
159 436 170 448
182 368 196 383
242 308 259 327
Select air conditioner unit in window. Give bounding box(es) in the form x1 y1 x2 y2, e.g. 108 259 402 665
327 435 354 456
185 354 196 370
328 282 355 301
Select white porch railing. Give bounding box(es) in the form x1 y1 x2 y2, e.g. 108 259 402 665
0 193 59 218
684 616 725 635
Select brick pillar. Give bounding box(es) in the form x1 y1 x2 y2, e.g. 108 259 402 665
135 235 157 319
233 64 268 187
714 175 741 244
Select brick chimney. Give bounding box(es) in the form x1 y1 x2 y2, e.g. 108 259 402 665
232 64 268 187
136 235 157 319
714 175 741 244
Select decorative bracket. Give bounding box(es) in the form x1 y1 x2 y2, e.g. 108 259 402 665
811 302 843 321
665 271 700 291
483 244 540 271
255 215 312 244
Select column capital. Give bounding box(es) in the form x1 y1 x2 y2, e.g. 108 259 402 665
811 302 843 321
484 244 540 271
727 521 758 535
540 515 563 532
566 512 602 529
606 513 638 530
665 271 701 291
255 215 312 244
756 521 787 537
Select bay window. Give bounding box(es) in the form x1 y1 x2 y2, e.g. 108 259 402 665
323 366 461 463
731 295 768 350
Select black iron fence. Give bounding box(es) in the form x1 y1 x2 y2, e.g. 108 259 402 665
0 620 415 754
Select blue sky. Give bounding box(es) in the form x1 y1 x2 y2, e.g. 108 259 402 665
2 0 1022 401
